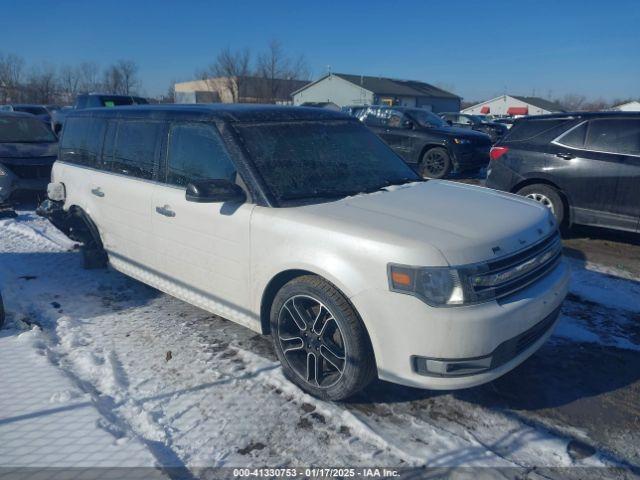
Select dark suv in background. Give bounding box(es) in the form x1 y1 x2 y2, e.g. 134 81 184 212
51 93 148 135
486 112 640 233
355 106 492 178
439 112 509 143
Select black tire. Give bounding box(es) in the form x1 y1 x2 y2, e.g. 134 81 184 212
420 147 451 179
270 275 376 401
517 184 565 226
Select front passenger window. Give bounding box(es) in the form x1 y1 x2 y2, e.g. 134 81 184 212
166 123 237 187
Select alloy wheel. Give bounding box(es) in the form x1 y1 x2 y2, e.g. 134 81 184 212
423 150 446 177
526 192 555 214
277 295 346 388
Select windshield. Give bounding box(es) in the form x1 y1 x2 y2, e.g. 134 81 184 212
14 106 48 116
406 110 448 128
234 120 420 204
0 116 57 143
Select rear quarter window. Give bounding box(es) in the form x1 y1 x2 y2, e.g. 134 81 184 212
60 117 106 167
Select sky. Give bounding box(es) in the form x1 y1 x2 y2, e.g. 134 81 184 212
2 0 639 102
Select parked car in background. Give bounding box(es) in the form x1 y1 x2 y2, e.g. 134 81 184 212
0 112 57 204
493 117 516 129
441 112 510 142
0 104 52 125
51 93 148 135
439 112 509 143
486 112 640 233
40 105 568 400
355 106 492 178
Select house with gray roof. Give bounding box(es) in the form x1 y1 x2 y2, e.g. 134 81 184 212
291 73 461 113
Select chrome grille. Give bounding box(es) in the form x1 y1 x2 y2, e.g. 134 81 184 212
466 232 563 302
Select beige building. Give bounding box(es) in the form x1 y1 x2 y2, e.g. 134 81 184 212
175 76 308 104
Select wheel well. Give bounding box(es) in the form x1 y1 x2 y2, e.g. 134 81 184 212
67 206 104 248
510 178 572 226
260 269 314 334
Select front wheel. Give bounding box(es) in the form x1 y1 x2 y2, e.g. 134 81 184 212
517 184 565 226
270 275 376 401
420 147 451 179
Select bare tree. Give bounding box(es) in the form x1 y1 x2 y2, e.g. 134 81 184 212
256 39 309 102
78 61 101 93
0 53 25 102
559 94 587 111
26 64 58 104
59 65 81 101
202 47 251 102
103 60 139 95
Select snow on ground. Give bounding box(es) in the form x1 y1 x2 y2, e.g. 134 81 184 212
0 209 638 477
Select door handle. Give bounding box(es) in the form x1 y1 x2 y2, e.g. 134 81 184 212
91 187 105 197
155 205 175 217
555 153 575 160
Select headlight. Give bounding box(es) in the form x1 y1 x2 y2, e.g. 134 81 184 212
388 264 465 306
452 138 471 145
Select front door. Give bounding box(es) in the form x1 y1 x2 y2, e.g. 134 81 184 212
151 121 255 327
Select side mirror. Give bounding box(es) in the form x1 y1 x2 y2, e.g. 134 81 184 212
402 119 414 129
185 179 246 203
446 120 453 126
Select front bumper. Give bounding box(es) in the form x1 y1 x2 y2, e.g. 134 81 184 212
350 259 570 390
0 163 51 202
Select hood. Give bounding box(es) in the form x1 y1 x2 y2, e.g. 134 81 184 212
300 181 556 266
0 141 57 161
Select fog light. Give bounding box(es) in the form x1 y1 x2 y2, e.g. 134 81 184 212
412 355 492 377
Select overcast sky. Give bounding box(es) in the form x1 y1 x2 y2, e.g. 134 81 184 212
3 0 639 101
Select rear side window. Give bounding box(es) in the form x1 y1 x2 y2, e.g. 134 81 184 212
585 119 640 156
60 117 106 167
166 123 236 186
504 119 572 143
109 121 162 180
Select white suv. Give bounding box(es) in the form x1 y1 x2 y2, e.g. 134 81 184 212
40 105 569 400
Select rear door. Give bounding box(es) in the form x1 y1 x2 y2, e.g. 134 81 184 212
97 118 164 269
554 117 640 231
151 121 254 321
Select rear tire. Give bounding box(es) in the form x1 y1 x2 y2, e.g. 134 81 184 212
420 147 451 179
270 275 376 401
517 184 565 226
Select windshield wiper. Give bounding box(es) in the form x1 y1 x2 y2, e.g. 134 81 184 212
362 177 424 193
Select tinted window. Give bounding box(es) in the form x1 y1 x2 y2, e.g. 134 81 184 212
60 117 106 166
109 121 162 179
166 123 236 187
585 119 640 156
235 120 419 203
504 119 573 143
0 116 56 143
14 106 48 115
408 110 448 128
358 107 407 128
557 122 587 148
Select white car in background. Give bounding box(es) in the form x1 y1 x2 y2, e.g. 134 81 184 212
39 105 569 400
